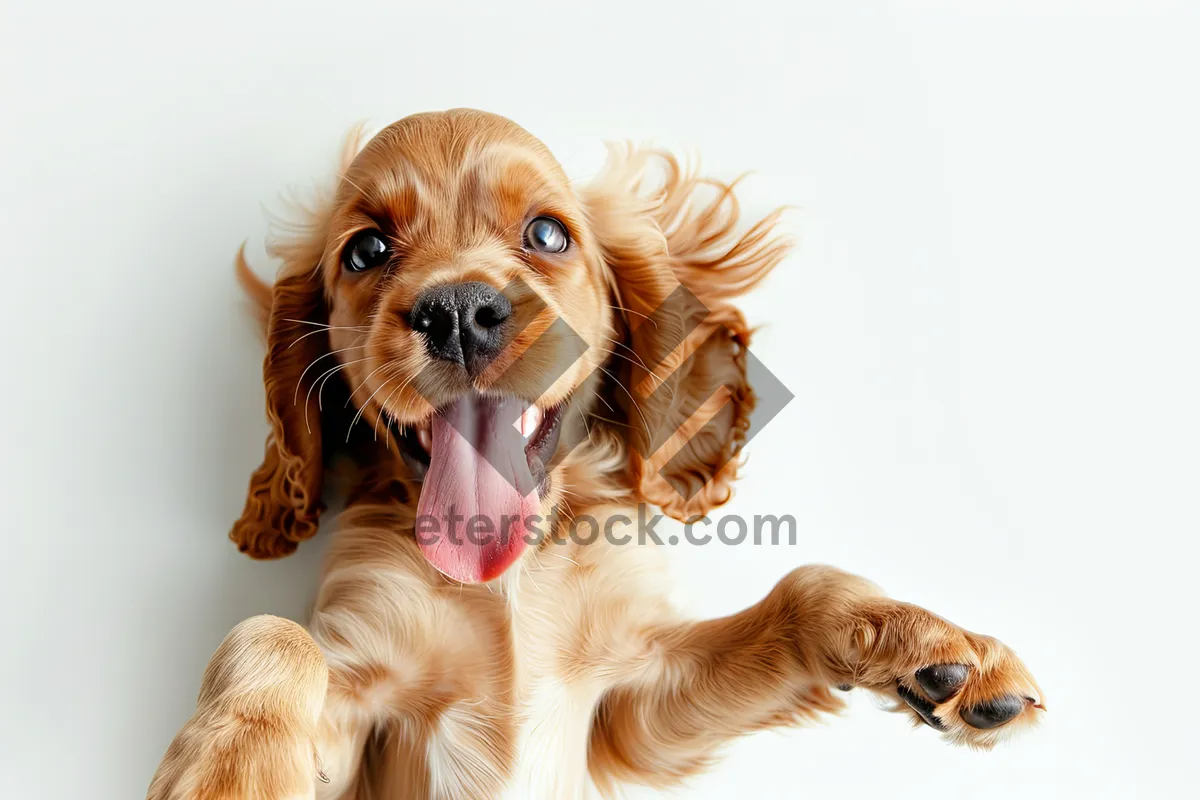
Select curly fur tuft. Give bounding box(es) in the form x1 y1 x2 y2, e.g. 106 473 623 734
582 145 791 519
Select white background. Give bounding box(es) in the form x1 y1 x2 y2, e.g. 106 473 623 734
2 1 1197 797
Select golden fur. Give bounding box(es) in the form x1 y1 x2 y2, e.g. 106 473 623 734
147 616 329 800
150 110 1043 799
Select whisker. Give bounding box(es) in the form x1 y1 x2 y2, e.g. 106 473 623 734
552 503 576 534
284 320 370 349
588 390 615 414
600 335 652 372
345 359 394 407
294 340 366 404
377 384 403 447
601 348 663 390
312 356 377 416
289 328 357 348
594 414 637 431
282 318 370 330
376 371 420 446
522 560 542 592
320 360 376 414
346 366 404 443
607 304 659 330
359 374 402 445
589 361 652 439
576 406 593 441
554 485 588 502
299 356 374 435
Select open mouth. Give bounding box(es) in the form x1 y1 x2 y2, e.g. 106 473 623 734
387 393 566 583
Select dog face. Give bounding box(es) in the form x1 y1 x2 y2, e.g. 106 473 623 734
322 112 611 581
232 109 789 581
325 111 610 417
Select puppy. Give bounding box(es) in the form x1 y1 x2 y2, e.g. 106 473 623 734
149 109 1043 799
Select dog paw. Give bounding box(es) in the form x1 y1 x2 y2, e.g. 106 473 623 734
147 617 330 799
828 598 1045 749
889 633 1044 748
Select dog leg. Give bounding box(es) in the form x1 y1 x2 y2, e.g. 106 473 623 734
588 565 1044 789
146 615 331 799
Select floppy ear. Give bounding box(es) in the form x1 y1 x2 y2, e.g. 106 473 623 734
581 145 791 520
230 253 330 559
229 127 367 559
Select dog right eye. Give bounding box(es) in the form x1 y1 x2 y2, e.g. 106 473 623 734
343 230 390 272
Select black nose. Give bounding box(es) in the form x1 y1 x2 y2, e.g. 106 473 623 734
408 282 513 376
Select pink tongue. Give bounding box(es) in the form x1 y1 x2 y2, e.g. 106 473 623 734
415 395 540 582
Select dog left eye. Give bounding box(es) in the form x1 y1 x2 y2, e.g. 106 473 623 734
523 217 569 254
343 230 390 272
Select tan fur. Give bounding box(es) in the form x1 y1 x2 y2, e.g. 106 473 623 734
147 617 329 799
150 110 1043 798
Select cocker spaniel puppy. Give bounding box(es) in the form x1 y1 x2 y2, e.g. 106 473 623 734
149 109 1043 799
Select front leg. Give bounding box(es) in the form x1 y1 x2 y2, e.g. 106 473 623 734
588 565 1044 790
149 500 514 800
147 616 331 800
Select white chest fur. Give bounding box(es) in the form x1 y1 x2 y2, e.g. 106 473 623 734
499 564 608 800
502 677 605 800
432 521 677 800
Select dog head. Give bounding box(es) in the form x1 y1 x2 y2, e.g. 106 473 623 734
231 109 788 582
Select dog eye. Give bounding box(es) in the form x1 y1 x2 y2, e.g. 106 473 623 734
343 230 390 272
523 217 569 254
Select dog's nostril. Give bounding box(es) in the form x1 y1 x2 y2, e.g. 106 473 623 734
408 292 458 357
474 304 506 328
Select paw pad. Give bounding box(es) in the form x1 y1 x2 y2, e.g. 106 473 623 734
900 662 1032 733
914 663 969 703
960 694 1027 729
896 682 947 731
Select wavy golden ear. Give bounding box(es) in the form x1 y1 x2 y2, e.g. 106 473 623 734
581 145 791 520
230 126 367 559
231 257 329 559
